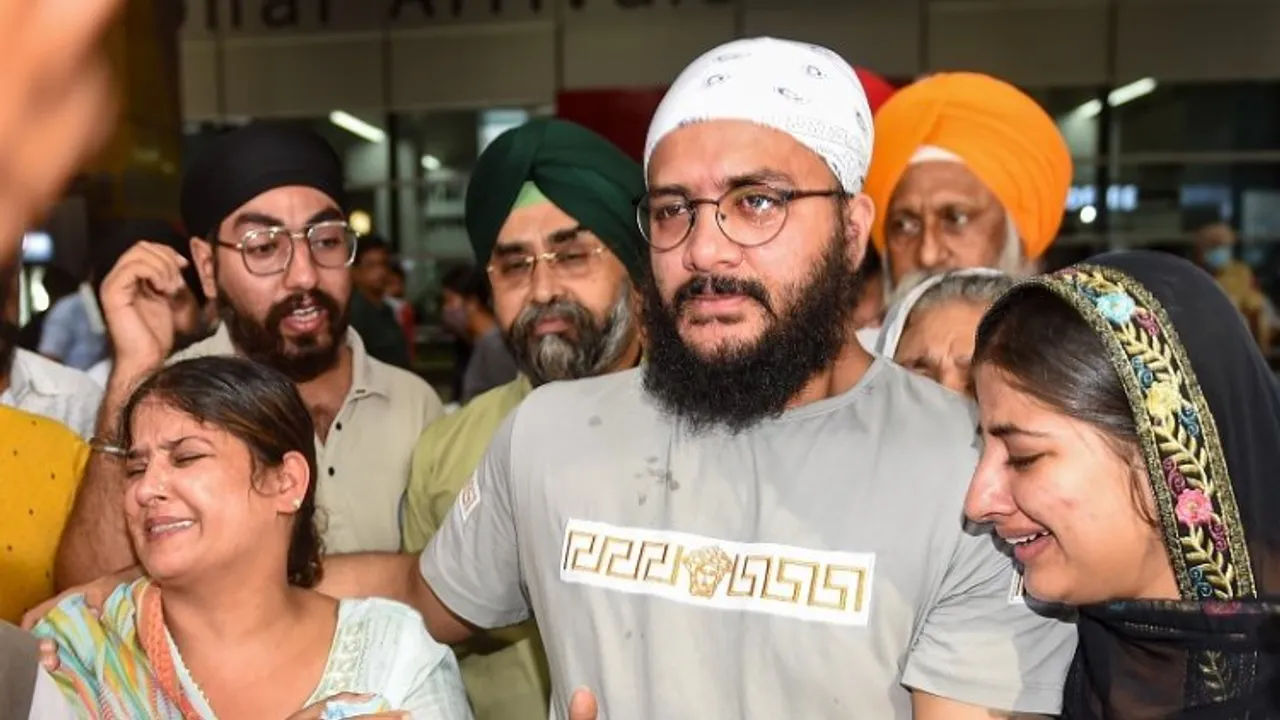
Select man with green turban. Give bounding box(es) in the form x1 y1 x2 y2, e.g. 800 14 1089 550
401 118 646 720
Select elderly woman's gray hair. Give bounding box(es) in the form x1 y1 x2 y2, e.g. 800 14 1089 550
911 272 1016 322
876 269 1015 359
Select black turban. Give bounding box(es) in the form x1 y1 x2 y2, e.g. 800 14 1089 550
180 124 346 240
465 118 646 279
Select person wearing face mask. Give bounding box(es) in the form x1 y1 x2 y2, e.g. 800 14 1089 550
438 265 517 405
1194 221 1272 353
398 118 646 720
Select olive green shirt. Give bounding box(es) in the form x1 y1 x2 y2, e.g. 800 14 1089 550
403 375 549 720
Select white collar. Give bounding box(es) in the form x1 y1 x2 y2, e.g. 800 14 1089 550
197 324 391 399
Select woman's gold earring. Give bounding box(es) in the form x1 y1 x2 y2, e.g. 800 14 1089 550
293 498 302 511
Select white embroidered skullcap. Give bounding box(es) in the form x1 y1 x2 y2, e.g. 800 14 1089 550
644 37 873 193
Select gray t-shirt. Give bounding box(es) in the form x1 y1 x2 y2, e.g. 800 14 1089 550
422 360 1075 719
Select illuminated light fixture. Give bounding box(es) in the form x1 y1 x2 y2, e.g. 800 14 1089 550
1073 78 1157 119
349 210 373 235
1079 205 1097 224
421 154 442 171
329 110 386 143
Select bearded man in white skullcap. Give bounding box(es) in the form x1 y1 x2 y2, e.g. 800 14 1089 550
304 37 1074 720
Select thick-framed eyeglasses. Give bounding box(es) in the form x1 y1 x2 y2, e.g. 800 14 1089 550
485 226 607 290
215 221 359 276
636 183 847 251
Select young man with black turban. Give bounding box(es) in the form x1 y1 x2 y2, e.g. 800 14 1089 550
56 124 444 587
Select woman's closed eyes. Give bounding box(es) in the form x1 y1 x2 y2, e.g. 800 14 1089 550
1005 452 1044 472
124 449 211 479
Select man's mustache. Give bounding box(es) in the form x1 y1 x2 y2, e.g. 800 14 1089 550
673 275 773 316
264 291 341 329
514 299 587 336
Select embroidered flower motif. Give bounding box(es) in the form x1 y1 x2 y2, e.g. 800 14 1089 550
1130 357 1155 389
1095 291 1136 325
1189 566 1215 599
1176 489 1214 527
1145 381 1183 420
1162 457 1189 494
1178 404 1202 439
1133 309 1161 337
1045 265 1247 601
1208 517 1229 553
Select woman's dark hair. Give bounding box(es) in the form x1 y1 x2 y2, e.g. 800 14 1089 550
118 355 324 587
974 285 1154 524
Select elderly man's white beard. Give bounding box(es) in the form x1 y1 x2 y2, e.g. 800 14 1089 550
884 212 1030 307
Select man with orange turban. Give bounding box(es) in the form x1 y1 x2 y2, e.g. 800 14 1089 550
864 72 1072 302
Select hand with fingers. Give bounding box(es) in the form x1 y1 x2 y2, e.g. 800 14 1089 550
99 241 192 372
21 565 143 673
0 0 123 247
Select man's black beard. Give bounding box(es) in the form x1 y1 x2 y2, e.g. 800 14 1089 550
506 282 635 387
219 288 348 383
641 231 864 434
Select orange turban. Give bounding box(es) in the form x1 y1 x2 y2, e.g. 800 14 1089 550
864 72 1071 260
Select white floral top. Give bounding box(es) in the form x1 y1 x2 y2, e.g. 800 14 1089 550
170 597 473 719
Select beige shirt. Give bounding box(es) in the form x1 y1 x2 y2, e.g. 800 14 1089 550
171 325 444 553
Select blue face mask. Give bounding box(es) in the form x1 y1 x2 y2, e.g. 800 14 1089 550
1204 246 1232 271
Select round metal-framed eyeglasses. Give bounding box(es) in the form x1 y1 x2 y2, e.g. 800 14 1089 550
636 183 847 251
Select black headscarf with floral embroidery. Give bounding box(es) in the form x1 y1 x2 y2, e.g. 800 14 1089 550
988 250 1280 717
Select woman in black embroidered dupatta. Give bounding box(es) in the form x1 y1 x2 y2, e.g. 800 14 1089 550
967 250 1280 718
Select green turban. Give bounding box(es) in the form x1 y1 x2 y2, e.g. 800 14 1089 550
465 118 646 280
